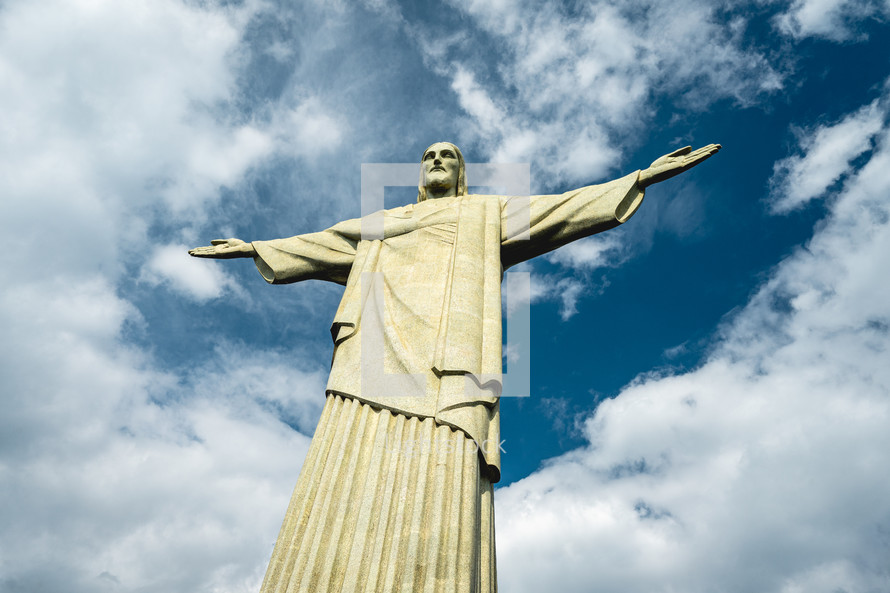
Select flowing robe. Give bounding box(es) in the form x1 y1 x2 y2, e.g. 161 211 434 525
251 171 645 593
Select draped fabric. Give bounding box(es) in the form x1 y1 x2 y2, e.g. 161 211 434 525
260 395 497 593
251 171 645 480
250 172 647 592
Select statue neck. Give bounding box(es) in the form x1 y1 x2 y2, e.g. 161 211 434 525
425 186 458 200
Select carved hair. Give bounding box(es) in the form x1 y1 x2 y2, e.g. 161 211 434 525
417 142 467 202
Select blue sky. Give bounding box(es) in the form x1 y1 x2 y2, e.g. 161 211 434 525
2 0 890 591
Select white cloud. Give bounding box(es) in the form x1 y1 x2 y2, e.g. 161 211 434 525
141 243 240 301
529 235 626 320
424 0 781 186
774 0 890 41
769 100 885 213
187 344 328 436
0 271 325 592
0 2 334 591
173 123 276 208
546 234 626 271
274 97 346 158
553 277 586 321
508 271 607 321
451 67 507 135
495 98 890 593
0 0 259 209
0 0 270 297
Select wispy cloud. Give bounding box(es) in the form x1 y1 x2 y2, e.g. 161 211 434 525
546 234 627 271
419 0 782 185
769 99 885 213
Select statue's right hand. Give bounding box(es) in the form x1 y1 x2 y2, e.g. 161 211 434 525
188 238 257 259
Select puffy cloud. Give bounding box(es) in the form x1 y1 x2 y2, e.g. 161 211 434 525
0 272 324 592
0 1 333 591
0 0 259 214
141 243 242 301
495 95 890 593
774 0 890 41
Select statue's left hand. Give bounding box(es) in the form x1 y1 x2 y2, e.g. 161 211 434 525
188 238 257 259
637 143 721 188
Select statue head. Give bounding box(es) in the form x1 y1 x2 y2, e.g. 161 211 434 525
417 141 467 202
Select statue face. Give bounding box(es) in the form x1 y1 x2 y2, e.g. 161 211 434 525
422 142 461 196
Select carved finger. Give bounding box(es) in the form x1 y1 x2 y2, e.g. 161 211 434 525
696 144 721 158
210 239 227 245
682 153 707 166
667 145 693 157
686 145 718 163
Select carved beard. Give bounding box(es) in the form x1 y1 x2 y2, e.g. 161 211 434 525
425 169 458 194
425 178 453 191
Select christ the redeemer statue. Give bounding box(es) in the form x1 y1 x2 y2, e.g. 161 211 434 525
190 141 720 593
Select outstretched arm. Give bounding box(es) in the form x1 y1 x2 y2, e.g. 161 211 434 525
500 171 644 268
500 143 721 267
189 218 361 286
189 238 256 259
637 144 721 188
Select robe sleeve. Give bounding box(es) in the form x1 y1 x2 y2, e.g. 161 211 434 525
251 217 362 286
499 170 645 269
